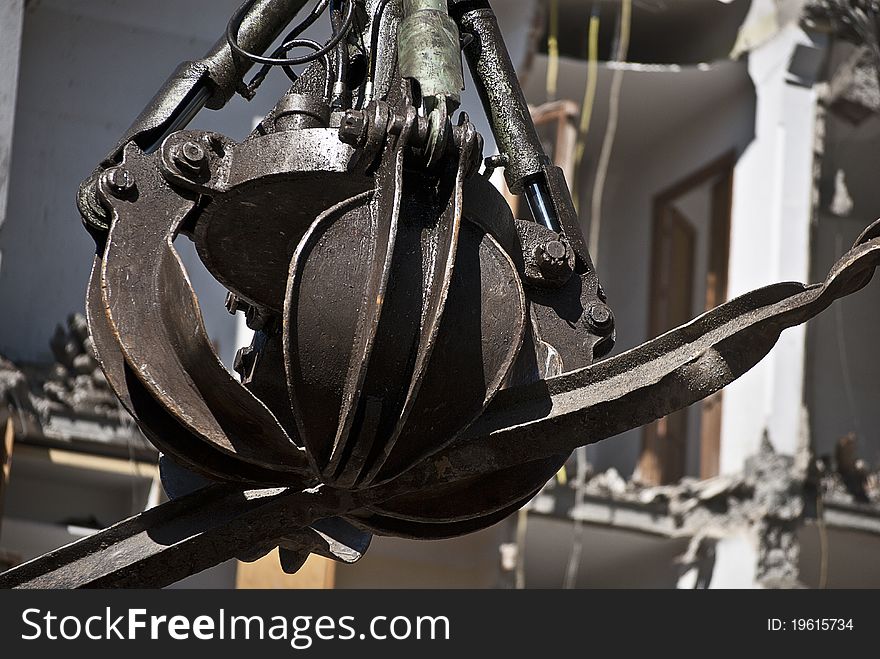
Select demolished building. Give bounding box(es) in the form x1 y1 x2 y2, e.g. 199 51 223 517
1 0 879 588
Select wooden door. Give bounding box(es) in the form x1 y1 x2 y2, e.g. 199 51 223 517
638 155 733 485
638 207 696 485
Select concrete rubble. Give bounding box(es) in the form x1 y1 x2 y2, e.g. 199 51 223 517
0 314 154 460
533 431 880 588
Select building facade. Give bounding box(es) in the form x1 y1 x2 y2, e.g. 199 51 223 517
1 0 879 588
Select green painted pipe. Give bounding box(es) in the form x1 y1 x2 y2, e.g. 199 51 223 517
399 0 464 107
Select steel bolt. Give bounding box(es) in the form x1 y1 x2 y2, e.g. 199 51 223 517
484 154 509 170
173 140 208 174
225 292 248 316
543 240 567 263
483 153 509 177
103 167 136 197
233 346 257 383
587 302 614 332
339 110 367 146
182 141 206 164
534 240 573 282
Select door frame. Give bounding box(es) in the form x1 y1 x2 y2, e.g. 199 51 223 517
637 152 735 485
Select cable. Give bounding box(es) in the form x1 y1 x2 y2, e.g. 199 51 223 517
816 487 829 589
562 0 631 589
546 0 560 101
588 0 631 267
277 0 333 46
231 0 344 99
348 0 370 107
514 508 529 589
562 447 589 589
245 39 334 99
573 3 600 196
227 0 353 68
352 2 368 57
330 0 351 107
365 0 394 101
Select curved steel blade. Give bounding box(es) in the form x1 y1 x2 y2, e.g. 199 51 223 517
88 257 307 485
389 226 880 492
99 145 309 481
285 119 526 489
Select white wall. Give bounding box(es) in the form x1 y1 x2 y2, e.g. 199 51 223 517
0 0 293 365
720 24 819 472
520 13 825 481
585 24 821 477
0 0 537 366
0 0 541 589
585 69 756 475
0 0 24 281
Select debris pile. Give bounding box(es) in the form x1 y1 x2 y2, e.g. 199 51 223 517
0 314 151 458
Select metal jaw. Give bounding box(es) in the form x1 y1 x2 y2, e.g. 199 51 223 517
6 0 880 589
5 217 880 588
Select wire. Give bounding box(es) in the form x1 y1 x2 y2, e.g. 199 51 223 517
330 0 351 106
562 446 589 589
514 507 529 589
588 0 631 266
347 0 370 107
245 39 334 99
562 0 631 589
277 0 333 46
227 0 353 68
366 0 394 101
546 0 560 101
352 2 368 56
816 487 829 589
573 4 600 192
281 39 333 87
231 0 344 99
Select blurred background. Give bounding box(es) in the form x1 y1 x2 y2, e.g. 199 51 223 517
1 0 879 588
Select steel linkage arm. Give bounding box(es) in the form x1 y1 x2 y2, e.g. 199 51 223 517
4 219 879 589
110 0 314 157
0 485 358 589
450 0 590 264
7 0 879 590
411 220 880 484
77 0 313 238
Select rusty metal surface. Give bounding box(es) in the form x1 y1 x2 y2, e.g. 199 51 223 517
99 148 310 482
190 128 370 312
6 222 880 587
399 0 464 105
0 485 346 589
425 221 880 483
287 100 525 491
5 0 880 589
452 0 547 195
0 217 880 587
6 218 880 588
87 256 303 486
76 0 314 237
